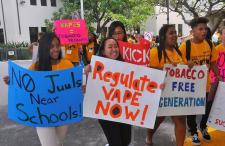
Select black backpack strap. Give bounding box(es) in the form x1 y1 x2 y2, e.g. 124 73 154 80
206 39 213 50
206 39 213 61
174 46 182 57
186 40 191 61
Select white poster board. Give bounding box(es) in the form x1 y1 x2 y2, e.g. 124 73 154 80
144 32 153 41
208 81 225 132
157 64 208 116
84 55 166 129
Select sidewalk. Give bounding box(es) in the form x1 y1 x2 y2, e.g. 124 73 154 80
0 105 176 146
2 104 225 146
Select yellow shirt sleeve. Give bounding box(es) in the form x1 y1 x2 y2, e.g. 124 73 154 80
216 44 225 54
53 59 74 70
29 64 36 70
210 44 218 62
179 42 188 64
149 47 164 69
28 59 73 71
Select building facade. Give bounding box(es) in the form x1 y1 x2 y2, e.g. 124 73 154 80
144 6 192 37
0 0 62 43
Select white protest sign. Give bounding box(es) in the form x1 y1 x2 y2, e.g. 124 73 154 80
157 64 208 116
208 81 225 132
144 32 153 41
0 60 32 106
84 55 166 129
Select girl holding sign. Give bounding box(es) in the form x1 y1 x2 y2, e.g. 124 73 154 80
3 32 74 146
146 25 186 146
31 33 74 146
84 37 131 146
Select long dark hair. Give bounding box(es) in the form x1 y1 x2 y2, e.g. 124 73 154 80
98 37 122 61
36 32 62 71
108 21 127 42
158 24 181 62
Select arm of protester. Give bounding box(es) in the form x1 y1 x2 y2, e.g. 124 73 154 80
3 76 9 85
187 61 195 68
81 85 86 93
84 64 92 75
149 47 163 70
171 62 177 67
81 64 92 93
211 61 223 81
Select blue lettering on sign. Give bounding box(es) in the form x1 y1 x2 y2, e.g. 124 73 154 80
8 61 84 127
172 81 195 92
159 97 205 107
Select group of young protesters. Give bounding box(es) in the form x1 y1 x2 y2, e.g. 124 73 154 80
3 17 225 146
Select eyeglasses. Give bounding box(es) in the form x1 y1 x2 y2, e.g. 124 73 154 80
112 31 124 39
113 31 124 36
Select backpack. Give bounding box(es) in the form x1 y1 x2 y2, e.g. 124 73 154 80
186 39 213 61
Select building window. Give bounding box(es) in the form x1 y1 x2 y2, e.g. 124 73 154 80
178 24 183 37
29 27 38 43
30 0 37 5
41 27 47 32
0 29 4 43
51 0 56 7
41 0 47 6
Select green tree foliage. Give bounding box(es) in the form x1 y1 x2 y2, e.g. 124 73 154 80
45 0 154 34
154 0 225 33
110 0 154 33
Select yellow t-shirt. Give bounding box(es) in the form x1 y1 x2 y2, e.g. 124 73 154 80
149 47 183 69
216 43 225 52
29 59 74 71
64 44 81 63
128 38 133 44
85 42 95 62
179 40 218 92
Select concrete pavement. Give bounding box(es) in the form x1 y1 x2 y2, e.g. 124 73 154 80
0 105 176 146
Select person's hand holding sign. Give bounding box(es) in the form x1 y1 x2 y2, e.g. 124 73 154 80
3 76 9 85
82 64 92 93
84 64 91 75
171 62 178 67
187 61 194 68
159 82 166 90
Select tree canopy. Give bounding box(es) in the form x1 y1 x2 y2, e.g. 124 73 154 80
45 0 154 34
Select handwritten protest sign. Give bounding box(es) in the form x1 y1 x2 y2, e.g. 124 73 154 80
140 38 151 49
83 55 166 129
118 41 150 66
54 19 88 45
210 51 225 83
144 32 153 41
157 64 208 116
8 61 83 127
208 82 225 132
0 60 32 106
